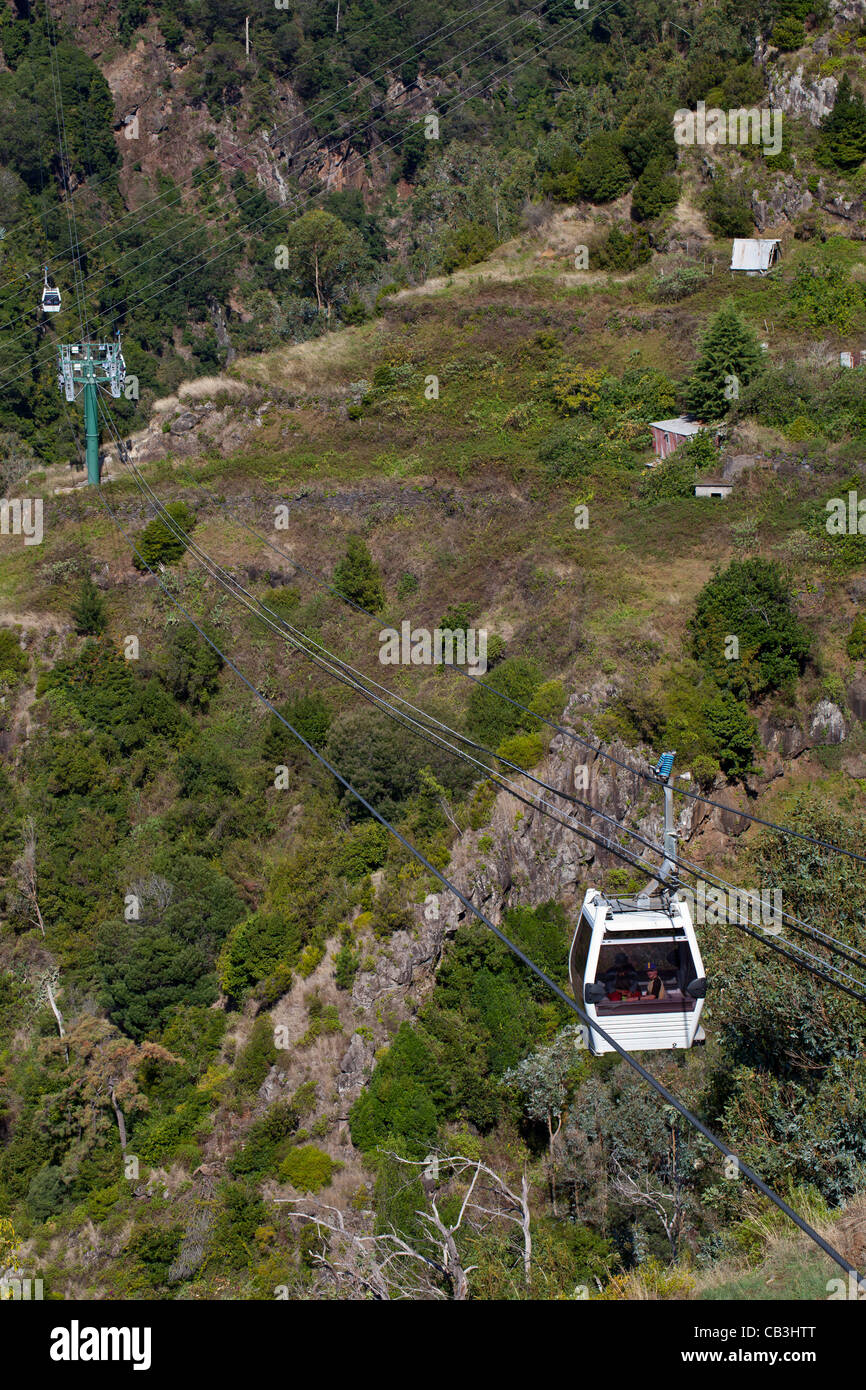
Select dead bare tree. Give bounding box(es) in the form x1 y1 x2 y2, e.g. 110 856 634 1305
390 1154 534 1290
13 820 68 1061
610 1154 686 1260
279 1199 452 1300
13 817 45 936
285 1154 533 1299
33 969 68 1064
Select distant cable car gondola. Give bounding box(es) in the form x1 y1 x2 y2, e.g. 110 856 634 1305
41 265 61 314
569 751 707 1055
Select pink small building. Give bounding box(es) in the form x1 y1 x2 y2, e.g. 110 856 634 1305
649 417 706 461
840 350 866 368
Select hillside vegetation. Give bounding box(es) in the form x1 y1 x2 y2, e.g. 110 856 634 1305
0 0 865 1303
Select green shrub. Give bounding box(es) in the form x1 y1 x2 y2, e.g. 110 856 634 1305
133 501 196 570
848 613 866 662
334 939 361 990
703 175 753 238
264 691 331 758
325 707 471 820
26 1165 67 1221
0 628 27 685
466 656 543 746
278 1145 339 1193
336 821 390 881
218 912 302 1001
440 220 497 272
649 264 710 303
788 263 865 335
71 576 107 636
529 679 566 722
639 451 695 503
771 15 804 49
234 1015 278 1093
690 558 811 699
497 731 545 769
228 1101 299 1179
332 535 385 611
162 623 223 707
595 224 652 271
538 422 635 479
690 753 720 791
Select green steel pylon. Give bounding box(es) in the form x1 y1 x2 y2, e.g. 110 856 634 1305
57 337 126 485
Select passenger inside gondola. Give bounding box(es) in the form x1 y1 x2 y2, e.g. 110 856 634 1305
604 953 641 1001
593 937 697 1013
645 962 666 1000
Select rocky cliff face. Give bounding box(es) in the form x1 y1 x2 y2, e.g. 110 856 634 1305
55 9 438 211
334 703 719 1104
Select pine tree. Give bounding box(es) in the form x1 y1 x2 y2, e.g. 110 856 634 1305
333 535 385 611
818 75 866 172
71 575 107 636
686 302 762 419
630 156 680 223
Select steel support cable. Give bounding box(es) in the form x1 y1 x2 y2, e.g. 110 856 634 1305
94 483 866 1291
0 0 534 332
0 0 586 353
107 437 866 998
176 467 866 872
0 0 627 383
108 428 866 977
44 0 90 339
0 0 538 296
132 449 866 969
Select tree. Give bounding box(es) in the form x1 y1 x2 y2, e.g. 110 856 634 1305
133 501 196 571
702 690 759 776
281 209 367 317
703 173 753 238
690 557 811 699
818 75 866 171
162 622 223 707
503 1024 588 1215
332 534 385 611
576 132 633 203
686 302 762 419
630 156 679 223
619 103 677 177
283 1154 534 1299
71 575 107 636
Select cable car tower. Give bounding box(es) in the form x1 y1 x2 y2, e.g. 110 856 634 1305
56 336 126 486
568 749 708 1055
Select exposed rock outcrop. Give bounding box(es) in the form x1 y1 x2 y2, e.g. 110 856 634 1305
809 699 847 744
765 63 837 125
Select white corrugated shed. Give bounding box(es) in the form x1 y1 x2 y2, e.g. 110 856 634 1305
730 239 781 274
649 417 704 436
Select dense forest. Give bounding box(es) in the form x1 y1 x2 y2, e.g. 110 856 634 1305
1 0 866 1314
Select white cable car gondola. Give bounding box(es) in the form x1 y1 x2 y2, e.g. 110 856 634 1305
568 751 707 1055
41 265 61 314
570 889 707 1055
